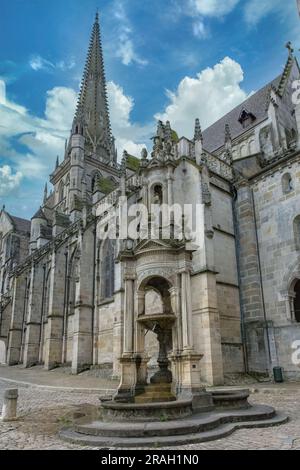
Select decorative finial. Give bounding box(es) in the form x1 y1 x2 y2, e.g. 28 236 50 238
121 150 128 175
286 41 294 57
156 120 164 139
95 10 99 24
225 124 233 165
1 204 5 212
141 148 148 160
43 183 48 204
194 118 203 142
56 156 59 169
225 123 232 143
165 121 172 141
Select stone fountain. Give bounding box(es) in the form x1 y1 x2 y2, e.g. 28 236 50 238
60 309 288 447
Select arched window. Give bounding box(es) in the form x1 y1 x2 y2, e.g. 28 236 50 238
101 239 115 299
293 280 300 323
282 173 293 194
293 215 300 250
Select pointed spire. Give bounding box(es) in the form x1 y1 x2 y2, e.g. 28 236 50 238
121 150 128 175
225 123 233 165
165 121 172 141
156 120 164 139
225 123 232 144
56 156 59 169
43 183 48 204
194 118 203 142
73 12 113 160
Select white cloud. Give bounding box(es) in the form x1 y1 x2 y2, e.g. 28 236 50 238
113 1 148 66
0 79 77 180
44 87 77 130
155 56 248 138
192 19 209 39
244 0 281 25
0 165 22 196
29 55 75 72
189 0 240 17
107 81 151 156
117 37 148 66
244 0 300 46
0 76 150 191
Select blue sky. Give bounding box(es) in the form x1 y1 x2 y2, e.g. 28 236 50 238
0 0 299 219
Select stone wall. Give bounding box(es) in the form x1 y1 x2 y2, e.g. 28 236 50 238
249 154 300 379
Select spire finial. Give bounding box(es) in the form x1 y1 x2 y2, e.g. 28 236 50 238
225 123 232 143
95 9 99 24
286 41 294 57
194 118 203 142
56 156 59 169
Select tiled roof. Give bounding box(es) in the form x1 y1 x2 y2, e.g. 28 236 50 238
202 75 282 153
11 215 31 233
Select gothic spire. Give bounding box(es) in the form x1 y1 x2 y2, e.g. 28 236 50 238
73 12 113 160
194 118 203 143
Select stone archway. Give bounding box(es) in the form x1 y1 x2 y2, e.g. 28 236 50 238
136 276 175 387
0 340 6 364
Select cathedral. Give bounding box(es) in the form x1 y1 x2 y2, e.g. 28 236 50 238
1 13 300 387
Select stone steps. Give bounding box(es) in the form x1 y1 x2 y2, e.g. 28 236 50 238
60 411 288 448
74 405 275 438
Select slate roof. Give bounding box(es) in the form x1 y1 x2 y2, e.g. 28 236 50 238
31 207 47 221
202 75 282 153
11 215 31 233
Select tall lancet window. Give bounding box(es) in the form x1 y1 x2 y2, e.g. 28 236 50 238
101 239 115 299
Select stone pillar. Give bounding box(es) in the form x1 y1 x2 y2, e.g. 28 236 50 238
114 274 137 402
7 274 27 365
44 249 65 370
167 170 174 206
72 230 94 374
23 263 44 368
123 277 134 355
234 182 270 374
295 99 300 149
1 389 18 421
181 270 193 350
169 286 181 352
197 272 224 386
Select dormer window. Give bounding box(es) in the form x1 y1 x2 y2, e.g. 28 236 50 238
238 109 256 129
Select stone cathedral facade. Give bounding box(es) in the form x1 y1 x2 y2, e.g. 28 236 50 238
1 15 300 385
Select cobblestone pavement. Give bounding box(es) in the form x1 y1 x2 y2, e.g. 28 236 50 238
1 378 300 450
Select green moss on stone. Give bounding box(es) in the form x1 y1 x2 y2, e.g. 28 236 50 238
126 154 141 172
98 177 116 195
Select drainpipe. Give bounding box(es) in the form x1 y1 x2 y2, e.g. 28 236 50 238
38 264 46 363
232 187 249 373
250 188 274 372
